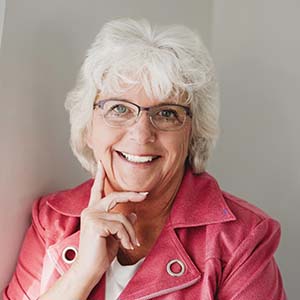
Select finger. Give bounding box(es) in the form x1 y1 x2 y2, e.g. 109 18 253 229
101 220 134 250
89 160 105 207
98 212 139 246
94 191 148 212
127 212 138 224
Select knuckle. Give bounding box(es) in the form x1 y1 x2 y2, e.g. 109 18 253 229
115 223 127 236
115 222 124 231
80 208 91 219
108 200 116 211
117 228 128 239
109 192 119 199
114 213 126 222
101 220 110 231
121 234 130 243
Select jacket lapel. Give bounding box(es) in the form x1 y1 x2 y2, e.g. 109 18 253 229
118 171 236 299
46 225 201 300
45 168 236 299
119 226 201 300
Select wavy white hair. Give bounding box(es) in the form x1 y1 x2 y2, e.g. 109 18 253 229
65 18 219 175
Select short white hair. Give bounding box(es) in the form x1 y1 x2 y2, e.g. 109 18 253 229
65 18 219 175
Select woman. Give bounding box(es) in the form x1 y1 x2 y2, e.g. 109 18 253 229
3 18 286 300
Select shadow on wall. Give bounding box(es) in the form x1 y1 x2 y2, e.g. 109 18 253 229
0 0 6 48
0 4 89 292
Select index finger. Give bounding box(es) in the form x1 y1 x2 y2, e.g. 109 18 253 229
89 160 105 207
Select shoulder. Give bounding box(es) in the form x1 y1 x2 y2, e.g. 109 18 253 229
222 190 280 233
177 169 280 230
31 179 93 245
178 170 281 260
225 189 281 243
213 189 281 263
223 191 281 238
195 170 280 230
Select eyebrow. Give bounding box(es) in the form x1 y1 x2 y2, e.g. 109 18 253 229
102 98 182 106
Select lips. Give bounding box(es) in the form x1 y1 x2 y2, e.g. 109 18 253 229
116 151 160 163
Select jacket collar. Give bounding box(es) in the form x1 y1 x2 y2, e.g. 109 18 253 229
46 168 236 299
46 178 93 217
169 169 236 227
46 167 236 227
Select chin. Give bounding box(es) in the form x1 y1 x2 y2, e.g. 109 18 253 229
121 181 155 193
116 175 158 193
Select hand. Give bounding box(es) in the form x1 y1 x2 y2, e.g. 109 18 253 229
71 161 147 282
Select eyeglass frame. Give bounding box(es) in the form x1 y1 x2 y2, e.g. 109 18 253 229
93 98 193 131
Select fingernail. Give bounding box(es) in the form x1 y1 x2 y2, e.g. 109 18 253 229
139 192 149 196
136 238 141 247
128 212 137 224
129 243 134 250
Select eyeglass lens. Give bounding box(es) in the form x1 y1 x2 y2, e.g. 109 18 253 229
97 100 188 130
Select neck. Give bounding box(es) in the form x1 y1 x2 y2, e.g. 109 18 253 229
103 167 186 264
104 167 185 223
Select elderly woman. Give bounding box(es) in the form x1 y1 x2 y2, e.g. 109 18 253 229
3 18 286 300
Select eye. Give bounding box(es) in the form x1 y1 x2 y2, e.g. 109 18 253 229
111 104 128 114
158 109 178 119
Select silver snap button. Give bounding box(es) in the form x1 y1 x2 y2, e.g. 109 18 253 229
62 246 78 264
166 259 185 277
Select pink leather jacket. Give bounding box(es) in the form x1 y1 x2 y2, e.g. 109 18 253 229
3 169 287 299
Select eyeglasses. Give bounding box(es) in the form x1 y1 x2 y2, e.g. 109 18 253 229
93 99 192 131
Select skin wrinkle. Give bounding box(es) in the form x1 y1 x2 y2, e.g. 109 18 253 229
88 86 191 193
86 85 191 265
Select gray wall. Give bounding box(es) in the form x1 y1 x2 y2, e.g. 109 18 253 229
1 0 297 298
209 0 300 298
0 0 213 294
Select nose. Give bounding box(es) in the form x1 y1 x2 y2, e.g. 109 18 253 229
127 111 156 144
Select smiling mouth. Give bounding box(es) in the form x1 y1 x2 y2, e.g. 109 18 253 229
116 151 161 163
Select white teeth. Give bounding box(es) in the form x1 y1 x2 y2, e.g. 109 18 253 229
120 152 157 163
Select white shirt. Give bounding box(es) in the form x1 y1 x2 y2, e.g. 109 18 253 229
105 257 145 300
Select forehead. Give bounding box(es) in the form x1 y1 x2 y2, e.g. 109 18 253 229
97 84 187 106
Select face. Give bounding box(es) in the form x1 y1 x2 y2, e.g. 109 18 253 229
87 86 192 193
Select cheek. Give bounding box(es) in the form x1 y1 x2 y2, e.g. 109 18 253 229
178 125 191 154
88 123 118 157
165 129 191 162
183 124 192 153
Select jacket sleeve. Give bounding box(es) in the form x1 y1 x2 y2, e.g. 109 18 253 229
2 199 47 300
218 218 287 300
